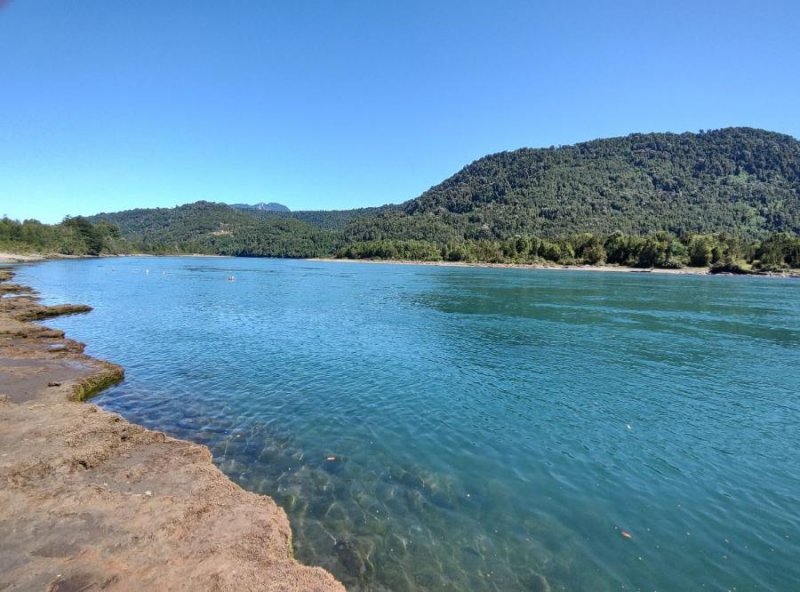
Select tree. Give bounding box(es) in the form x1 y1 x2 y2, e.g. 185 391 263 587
688 235 713 267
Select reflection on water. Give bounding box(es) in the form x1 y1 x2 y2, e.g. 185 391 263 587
18 258 800 591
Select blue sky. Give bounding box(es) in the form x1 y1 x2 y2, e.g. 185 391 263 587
1 0 798 223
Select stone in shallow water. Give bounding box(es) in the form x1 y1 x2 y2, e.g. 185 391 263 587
334 539 366 577
522 571 552 592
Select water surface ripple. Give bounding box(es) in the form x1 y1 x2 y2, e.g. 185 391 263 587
19 258 800 591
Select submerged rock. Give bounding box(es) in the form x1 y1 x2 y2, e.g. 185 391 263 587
335 538 367 577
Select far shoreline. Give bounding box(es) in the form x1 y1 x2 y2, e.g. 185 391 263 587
3 251 798 278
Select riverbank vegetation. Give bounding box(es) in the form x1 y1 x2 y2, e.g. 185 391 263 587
0 216 131 256
334 231 800 272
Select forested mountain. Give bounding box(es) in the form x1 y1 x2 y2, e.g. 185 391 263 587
88 201 404 256
346 127 800 243
55 127 800 270
88 201 340 257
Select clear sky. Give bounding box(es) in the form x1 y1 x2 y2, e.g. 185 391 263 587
1 0 798 223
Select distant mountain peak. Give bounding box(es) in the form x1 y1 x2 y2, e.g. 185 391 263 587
231 202 290 212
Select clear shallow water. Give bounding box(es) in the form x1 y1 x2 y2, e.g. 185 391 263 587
17 258 800 592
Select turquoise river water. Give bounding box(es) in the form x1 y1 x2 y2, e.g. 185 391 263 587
16 258 800 591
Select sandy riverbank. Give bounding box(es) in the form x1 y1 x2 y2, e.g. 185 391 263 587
309 257 713 275
311 257 800 278
0 267 344 591
0 252 59 263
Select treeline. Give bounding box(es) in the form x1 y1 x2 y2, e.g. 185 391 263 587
0 216 132 256
335 231 800 272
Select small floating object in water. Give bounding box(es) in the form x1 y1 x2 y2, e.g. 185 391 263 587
626 424 632 430
326 455 337 462
228 275 236 281
621 530 633 540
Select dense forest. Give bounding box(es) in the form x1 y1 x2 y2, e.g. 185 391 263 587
5 128 800 271
377 127 800 241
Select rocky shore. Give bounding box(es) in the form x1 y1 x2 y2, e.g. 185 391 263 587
0 267 344 591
